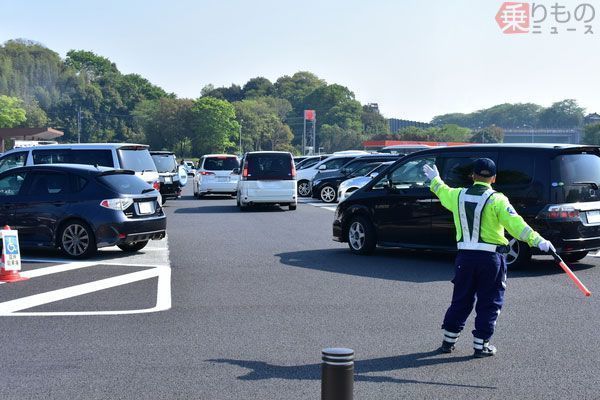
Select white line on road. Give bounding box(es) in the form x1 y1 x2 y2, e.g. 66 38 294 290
0 265 171 316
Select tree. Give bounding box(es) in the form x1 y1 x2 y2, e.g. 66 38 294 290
273 71 326 109
201 84 244 103
242 77 273 98
65 50 118 82
21 100 48 127
537 99 585 128
234 98 294 152
361 104 389 135
470 125 504 143
582 123 600 145
319 124 365 152
0 95 26 127
134 97 195 154
191 97 239 155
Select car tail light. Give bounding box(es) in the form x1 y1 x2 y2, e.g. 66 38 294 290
541 205 580 220
242 166 249 180
200 171 215 176
291 160 296 178
152 181 160 190
100 198 134 211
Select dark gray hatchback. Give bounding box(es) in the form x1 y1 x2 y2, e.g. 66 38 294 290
333 144 600 266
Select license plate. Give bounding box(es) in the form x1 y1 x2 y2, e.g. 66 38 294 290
588 210 600 223
138 201 155 215
218 177 229 182
164 176 172 184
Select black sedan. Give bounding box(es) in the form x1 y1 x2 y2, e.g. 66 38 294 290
0 164 166 258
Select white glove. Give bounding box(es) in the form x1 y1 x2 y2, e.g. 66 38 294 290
422 164 439 181
538 239 556 253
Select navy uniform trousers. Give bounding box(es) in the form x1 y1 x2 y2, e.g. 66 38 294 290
442 249 507 341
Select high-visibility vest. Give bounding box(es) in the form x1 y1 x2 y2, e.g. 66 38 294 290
457 188 499 252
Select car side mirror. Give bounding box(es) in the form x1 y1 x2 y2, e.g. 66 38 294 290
318 164 326 170
232 168 240 174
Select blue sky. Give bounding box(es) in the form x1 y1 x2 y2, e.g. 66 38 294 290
1 0 598 121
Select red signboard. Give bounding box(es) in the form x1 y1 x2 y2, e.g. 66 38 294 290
304 110 316 121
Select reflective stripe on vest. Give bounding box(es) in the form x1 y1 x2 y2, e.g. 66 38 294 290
457 188 496 252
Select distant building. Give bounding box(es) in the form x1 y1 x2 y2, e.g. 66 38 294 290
585 113 600 125
388 118 432 133
502 128 580 144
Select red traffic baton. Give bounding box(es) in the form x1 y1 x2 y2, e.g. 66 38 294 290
550 250 591 297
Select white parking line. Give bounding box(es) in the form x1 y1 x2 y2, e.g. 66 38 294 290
1 237 172 316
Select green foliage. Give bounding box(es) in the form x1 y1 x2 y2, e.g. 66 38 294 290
374 124 472 143
361 105 389 135
470 125 504 143
234 98 293 152
0 95 26 128
581 123 600 145
191 97 239 155
242 77 273 98
432 100 585 129
319 124 365 153
21 99 48 127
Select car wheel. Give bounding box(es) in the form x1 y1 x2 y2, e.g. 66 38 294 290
298 180 311 197
289 204 297 211
117 240 149 252
506 237 531 268
59 220 97 259
320 185 337 203
347 216 376 255
560 251 589 263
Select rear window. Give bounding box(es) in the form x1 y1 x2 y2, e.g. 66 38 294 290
118 149 157 172
98 174 152 194
245 153 293 180
32 149 114 167
151 154 178 173
203 156 239 171
553 153 600 202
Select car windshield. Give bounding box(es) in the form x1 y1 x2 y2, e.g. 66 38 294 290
152 154 178 173
98 174 152 194
203 157 239 170
553 152 600 202
297 158 320 170
118 148 157 172
351 163 382 177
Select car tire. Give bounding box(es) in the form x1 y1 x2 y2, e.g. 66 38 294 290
118 240 149 252
347 216 376 255
289 204 297 211
297 180 311 197
59 220 97 259
506 237 531 268
560 251 589 263
320 185 337 203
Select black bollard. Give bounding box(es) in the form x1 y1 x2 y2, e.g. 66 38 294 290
321 347 354 400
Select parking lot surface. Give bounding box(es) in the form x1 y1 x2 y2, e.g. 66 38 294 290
0 187 599 399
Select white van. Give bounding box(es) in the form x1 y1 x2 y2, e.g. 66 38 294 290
0 143 160 188
236 151 297 210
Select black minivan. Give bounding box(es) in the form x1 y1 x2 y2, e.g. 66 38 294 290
333 144 600 266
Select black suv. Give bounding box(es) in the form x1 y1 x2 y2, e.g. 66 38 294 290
311 154 402 203
333 144 600 266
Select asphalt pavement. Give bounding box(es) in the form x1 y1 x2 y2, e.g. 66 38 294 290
0 186 599 399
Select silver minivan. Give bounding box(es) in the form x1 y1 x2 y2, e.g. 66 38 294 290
0 143 160 188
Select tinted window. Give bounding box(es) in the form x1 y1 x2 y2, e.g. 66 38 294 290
351 163 382 177
298 158 320 170
320 157 352 170
245 153 293 180
27 172 72 196
0 152 27 173
496 153 534 186
374 156 433 189
152 154 178 173
203 156 239 171
98 174 152 194
118 149 156 172
553 153 600 202
32 149 114 167
0 172 27 196
440 156 478 187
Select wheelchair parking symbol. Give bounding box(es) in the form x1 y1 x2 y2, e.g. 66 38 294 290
5 236 19 255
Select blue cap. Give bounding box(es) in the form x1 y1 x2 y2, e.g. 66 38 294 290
472 158 496 177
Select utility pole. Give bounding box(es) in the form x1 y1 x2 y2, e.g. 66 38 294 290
239 119 243 156
77 107 82 143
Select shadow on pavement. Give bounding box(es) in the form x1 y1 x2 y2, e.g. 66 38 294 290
275 248 593 283
175 204 288 214
208 350 496 389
